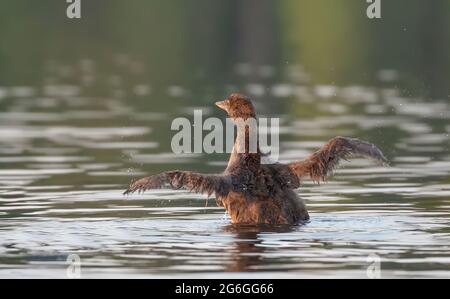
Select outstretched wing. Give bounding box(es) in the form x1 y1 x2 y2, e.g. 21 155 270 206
124 171 232 197
288 137 388 183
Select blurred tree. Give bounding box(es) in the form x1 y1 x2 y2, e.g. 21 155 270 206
279 0 370 85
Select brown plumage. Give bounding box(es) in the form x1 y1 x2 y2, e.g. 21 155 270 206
124 93 388 225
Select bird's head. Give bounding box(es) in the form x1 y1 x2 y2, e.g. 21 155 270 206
215 93 256 120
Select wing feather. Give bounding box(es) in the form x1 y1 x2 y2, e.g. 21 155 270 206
288 137 388 182
124 171 232 197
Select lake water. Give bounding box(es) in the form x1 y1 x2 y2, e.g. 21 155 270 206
0 63 449 278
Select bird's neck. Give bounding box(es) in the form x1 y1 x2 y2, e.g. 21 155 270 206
226 124 261 171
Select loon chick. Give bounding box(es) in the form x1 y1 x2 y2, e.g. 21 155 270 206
124 93 388 225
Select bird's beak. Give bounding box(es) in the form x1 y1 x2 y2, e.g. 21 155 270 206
215 100 228 111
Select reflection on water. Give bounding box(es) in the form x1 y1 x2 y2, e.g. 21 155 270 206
0 0 450 278
0 61 449 278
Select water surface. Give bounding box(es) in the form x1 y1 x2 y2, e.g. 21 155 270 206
1 66 449 278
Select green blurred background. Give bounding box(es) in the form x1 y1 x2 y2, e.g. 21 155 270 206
0 0 448 101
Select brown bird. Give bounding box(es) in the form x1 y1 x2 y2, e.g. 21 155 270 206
124 93 388 225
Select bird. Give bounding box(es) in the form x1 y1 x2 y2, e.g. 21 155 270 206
124 93 388 225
